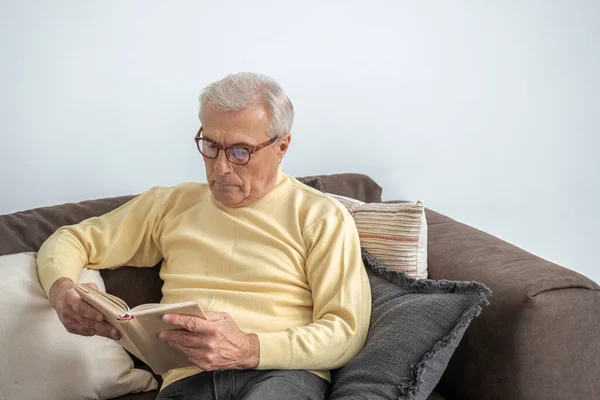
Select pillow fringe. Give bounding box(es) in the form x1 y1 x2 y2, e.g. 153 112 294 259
363 249 492 298
400 293 490 400
361 249 492 400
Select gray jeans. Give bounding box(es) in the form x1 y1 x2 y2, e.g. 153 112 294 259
156 369 329 400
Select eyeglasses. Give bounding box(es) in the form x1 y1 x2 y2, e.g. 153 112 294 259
194 127 279 166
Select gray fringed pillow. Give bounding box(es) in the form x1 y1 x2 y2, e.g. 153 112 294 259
329 249 491 400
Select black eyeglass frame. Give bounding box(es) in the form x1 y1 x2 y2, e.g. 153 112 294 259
194 126 279 165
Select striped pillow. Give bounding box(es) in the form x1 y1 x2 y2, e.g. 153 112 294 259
329 194 428 279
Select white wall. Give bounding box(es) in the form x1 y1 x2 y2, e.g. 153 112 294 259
1 1 598 283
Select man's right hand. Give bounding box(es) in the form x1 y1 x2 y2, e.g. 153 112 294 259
49 277 121 340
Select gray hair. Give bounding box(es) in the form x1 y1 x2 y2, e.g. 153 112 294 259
199 72 294 139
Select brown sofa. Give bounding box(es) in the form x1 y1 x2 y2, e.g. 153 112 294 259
1 173 598 400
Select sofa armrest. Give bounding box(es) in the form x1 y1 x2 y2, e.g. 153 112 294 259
425 208 600 400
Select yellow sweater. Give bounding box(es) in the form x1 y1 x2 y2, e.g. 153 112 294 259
37 172 371 389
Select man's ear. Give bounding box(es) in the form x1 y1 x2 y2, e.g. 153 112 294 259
277 133 291 161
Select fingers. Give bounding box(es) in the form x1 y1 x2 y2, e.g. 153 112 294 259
163 314 212 332
166 339 190 355
54 285 120 340
72 297 104 322
164 337 216 371
160 329 210 348
72 313 120 340
61 307 120 339
163 331 194 348
83 282 100 291
159 311 251 371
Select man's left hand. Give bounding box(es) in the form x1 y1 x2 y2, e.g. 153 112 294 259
159 311 260 371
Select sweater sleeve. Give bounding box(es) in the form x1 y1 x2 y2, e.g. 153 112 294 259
37 186 165 296
256 209 371 370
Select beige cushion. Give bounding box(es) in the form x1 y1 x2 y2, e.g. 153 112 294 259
0 252 158 400
329 194 428 279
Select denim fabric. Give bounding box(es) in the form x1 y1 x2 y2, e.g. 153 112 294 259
156 369 328 400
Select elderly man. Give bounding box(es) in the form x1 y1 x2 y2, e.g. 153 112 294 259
37 72 371 399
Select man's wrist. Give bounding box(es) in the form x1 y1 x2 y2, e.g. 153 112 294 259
245 333 260 369
49 277 74 306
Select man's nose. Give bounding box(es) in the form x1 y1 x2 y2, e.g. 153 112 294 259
214 150 233 175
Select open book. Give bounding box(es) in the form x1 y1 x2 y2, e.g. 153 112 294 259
73 283 207 374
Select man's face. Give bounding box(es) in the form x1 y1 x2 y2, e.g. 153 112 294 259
200 104 290 208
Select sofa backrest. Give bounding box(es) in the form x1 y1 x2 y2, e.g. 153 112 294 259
0 173 382 305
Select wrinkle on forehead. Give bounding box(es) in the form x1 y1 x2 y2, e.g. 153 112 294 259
200 104 271 146
202 128 258 147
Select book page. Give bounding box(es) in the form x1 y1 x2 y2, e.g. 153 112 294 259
73 284 124 318
73 284 147 363
131 301 207 318
130 303 162 312
74 285 209 374
74 284 129 315
128 302 207 374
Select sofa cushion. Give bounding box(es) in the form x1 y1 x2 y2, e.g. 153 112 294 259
0 195 136 256
0 252 158 400
329 249 490 400
297 173 382 203
300 178 428 279
296 176 325 192
329 193 428 279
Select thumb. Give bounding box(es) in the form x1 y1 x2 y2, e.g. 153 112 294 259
83 282 100 291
